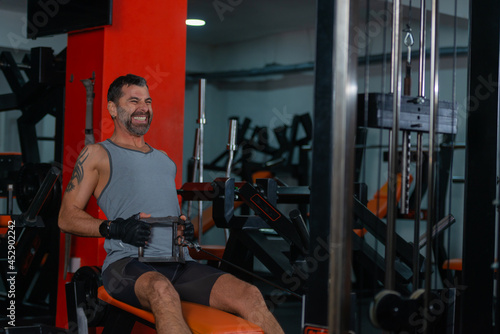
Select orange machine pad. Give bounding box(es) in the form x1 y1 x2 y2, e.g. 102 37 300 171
97 286 263 333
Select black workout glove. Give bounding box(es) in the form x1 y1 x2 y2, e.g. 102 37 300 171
180 218 195 243
100 213 151 247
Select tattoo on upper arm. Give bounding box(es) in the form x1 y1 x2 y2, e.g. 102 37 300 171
66 147 90 192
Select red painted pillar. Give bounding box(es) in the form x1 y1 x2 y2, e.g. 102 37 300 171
56 1 187 329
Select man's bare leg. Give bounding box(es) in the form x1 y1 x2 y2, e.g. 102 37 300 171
209 274 284 334
134 271 191 334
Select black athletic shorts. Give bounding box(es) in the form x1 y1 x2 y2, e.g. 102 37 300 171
102 258 226 308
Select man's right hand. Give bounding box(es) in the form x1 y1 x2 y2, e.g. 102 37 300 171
105 213 151 247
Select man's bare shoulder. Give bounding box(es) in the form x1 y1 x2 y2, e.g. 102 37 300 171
64 144 109 194
72 144 109 172
86 143 108 157
78 143 107 162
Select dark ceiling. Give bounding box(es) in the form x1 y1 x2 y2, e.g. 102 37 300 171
0 0 316 46
186 0 316 45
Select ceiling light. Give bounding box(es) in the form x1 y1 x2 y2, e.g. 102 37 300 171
186 19 206 27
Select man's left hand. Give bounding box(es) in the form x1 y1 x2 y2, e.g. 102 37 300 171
179 215 195 243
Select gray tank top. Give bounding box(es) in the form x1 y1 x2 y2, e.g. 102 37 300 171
98 139 192 271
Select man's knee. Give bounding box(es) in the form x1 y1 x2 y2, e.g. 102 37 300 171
237 284 275 326
210 274 266 312
243 284 266 305
230 281 267 312
152 278 179 298
136 272 179 304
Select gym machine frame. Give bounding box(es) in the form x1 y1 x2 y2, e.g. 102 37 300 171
462 1 500 332
308 0 462 332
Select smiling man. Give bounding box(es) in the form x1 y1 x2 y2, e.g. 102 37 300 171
58 74 284 334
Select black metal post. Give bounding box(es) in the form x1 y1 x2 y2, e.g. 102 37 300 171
303 0 334 328
461 1 500 332
306 0 358 331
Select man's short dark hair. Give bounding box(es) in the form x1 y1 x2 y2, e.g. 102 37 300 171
107 74 149 104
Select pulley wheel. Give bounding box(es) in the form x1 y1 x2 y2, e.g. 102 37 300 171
369 289 403 330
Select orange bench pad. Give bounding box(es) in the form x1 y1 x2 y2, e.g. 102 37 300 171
97 286 263 334
442 258 462 271
0 215 12 228
367 173 413 218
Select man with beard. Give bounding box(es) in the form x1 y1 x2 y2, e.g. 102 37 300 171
58 74 284 334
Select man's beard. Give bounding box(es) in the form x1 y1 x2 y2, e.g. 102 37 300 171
117 106 152 136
